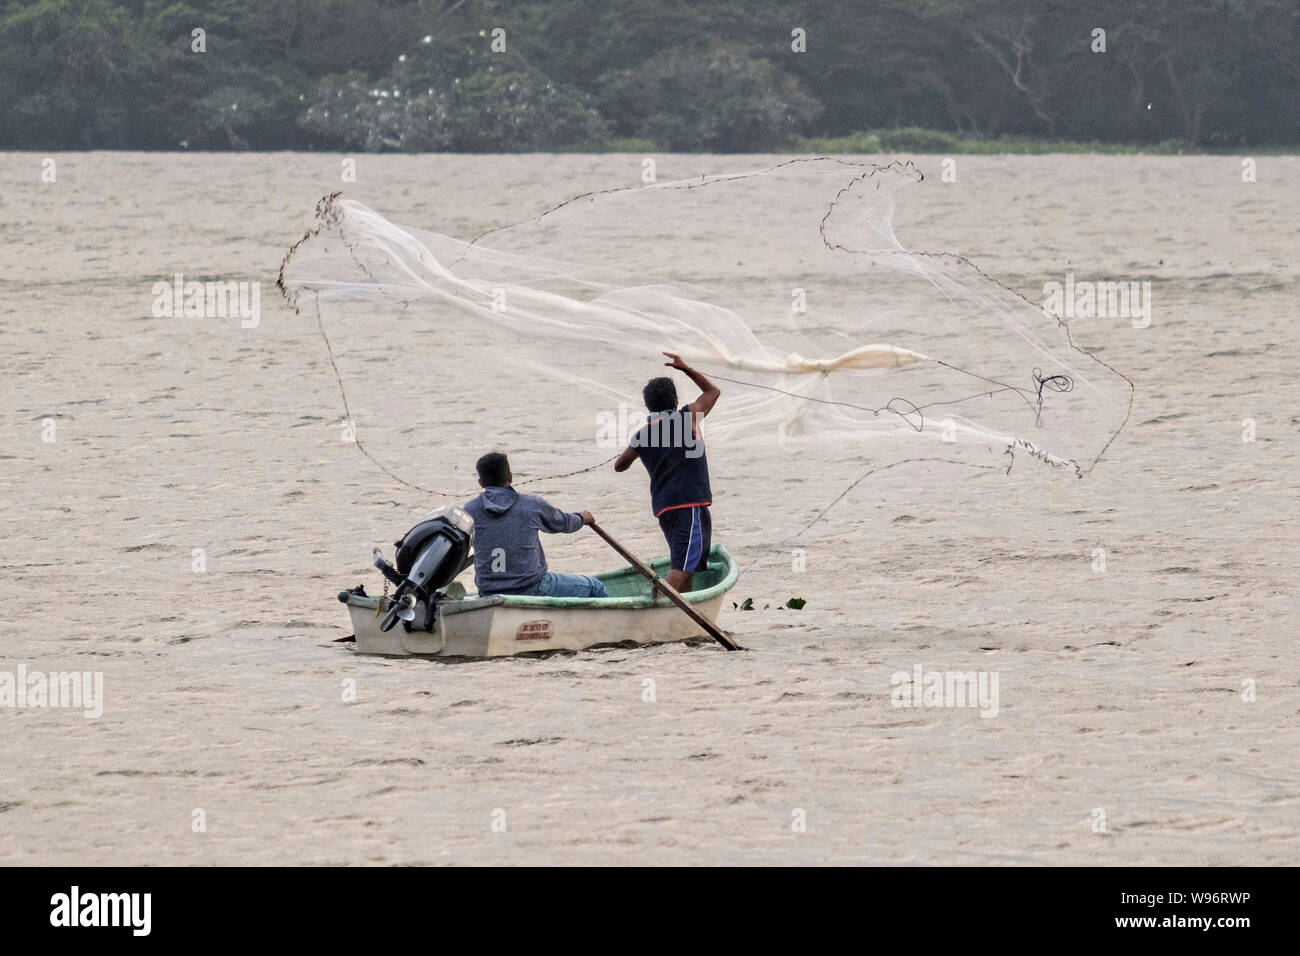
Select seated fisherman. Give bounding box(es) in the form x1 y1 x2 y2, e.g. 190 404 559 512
462 452 609 598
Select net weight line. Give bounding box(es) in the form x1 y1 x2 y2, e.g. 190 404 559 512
301 291 619 501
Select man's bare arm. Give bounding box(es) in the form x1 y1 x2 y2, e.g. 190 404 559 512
614 445 638 472
663 352 721 418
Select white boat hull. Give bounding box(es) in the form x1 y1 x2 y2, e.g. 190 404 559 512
337 544 738 658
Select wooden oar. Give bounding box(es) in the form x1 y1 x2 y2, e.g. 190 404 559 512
588 522 741 651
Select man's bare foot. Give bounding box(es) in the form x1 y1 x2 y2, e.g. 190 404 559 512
664 569 694 593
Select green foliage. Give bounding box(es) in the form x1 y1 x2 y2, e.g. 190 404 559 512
299 71 435 152
0 0 147 147
0 0 1295 150
299 25 608 151
597 137 663 153
791 130 1204 155
600 42 821 152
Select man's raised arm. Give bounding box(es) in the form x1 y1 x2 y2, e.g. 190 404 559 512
663 352 721 418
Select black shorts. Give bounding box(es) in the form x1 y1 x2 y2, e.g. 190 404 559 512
657 505 711 573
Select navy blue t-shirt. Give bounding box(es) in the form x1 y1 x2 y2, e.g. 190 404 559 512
630 406 713 517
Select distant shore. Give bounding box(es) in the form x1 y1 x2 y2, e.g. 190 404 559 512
12 129 1296 156
784 128 1300 156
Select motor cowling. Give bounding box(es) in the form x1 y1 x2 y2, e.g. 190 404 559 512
373 506 474 633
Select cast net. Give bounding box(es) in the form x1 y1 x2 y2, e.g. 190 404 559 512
278 158 1132 558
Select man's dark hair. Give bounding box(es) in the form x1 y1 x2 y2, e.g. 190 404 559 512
476 452 511 487
643 376 678 412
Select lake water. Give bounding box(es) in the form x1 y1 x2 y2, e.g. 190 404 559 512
1 152 1296 864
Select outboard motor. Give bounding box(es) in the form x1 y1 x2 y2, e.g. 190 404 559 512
372 506 474 633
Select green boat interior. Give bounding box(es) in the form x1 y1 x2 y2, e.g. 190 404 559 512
475 544 736 609
340 544 737 614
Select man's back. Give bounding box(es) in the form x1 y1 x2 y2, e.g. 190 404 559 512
614 356 721 593
463 486 583 595
632 405 713 516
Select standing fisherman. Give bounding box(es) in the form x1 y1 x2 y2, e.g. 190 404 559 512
614 353 720 593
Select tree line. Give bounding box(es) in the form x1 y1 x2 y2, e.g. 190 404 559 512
2 0 1295 151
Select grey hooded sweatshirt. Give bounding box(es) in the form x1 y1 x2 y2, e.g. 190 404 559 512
462 486 584 595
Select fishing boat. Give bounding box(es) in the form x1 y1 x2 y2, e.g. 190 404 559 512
337 507 738 658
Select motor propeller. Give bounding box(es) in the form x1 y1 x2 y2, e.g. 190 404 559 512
370 507 475 634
